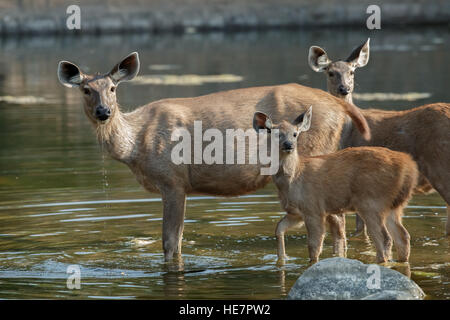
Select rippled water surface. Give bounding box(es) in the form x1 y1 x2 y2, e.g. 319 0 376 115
0 28 449 299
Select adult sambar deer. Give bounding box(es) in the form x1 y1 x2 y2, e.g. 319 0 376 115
309 38 450 236
253 107 418 263
57 52 370 261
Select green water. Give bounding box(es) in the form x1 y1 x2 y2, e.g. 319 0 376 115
0 28 448 299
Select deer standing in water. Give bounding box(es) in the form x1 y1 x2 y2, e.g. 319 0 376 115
253 107 418 263
309 39 450 236
57 52 371 262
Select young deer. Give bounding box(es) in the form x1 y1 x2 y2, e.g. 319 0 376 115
309 39 450 236
57 52 371 262
253 107 419 263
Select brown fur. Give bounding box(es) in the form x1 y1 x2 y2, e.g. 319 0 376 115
259 114 418 263
346 104 450 234
309 40 450 236
57 53 372 261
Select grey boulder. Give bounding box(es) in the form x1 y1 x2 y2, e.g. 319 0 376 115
287 257 425 300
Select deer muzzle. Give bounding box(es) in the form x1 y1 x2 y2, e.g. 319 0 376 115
95 105 111 121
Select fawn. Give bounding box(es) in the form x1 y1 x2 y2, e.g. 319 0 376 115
253 106 419 263
309 38 450 236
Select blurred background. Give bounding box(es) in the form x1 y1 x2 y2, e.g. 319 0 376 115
0 0 449 34
0 0 448 300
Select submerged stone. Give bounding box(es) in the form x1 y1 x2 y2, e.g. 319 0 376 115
287 257 425 300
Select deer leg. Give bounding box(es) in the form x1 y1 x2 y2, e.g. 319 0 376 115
419 164 450 236
360 212 392 263
275 213 304 261
354 214 368 237
161 188 186 262
428 186 450 236
447 205 450 236
386 208 410 262
326 214 347 257
304 214 326 263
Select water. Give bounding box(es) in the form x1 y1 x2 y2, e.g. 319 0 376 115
0 27 449 299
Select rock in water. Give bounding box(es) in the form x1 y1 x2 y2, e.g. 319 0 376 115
287 258 425 300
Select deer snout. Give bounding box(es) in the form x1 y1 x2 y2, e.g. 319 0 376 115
338 85 350 96
95 105 111 121
282 141 294 152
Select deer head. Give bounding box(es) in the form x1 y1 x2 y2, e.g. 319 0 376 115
253 106 312 156
308 39 370 103
57 52 140 124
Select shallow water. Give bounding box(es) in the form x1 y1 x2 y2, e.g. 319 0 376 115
0 28 449 299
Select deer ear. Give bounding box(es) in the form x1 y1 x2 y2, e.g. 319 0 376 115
109 52 140 83
294 106 313 132
253 112 273 132
308 46 331 72
57 61 85 88
346 38 370 68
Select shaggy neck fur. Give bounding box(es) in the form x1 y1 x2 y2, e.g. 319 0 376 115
343 92 354 104
277 151 305 182
94 107 137 164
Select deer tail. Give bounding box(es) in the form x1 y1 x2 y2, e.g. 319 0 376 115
341 101 371 141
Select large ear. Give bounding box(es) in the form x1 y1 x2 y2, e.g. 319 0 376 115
253 112 273 132
346 38 370 68
57 61 85 88
109 52 140 83
308 46 331 72
293 106 312 132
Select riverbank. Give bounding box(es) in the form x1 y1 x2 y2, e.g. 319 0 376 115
0 0 449 35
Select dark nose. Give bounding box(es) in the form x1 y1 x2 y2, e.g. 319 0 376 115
95 105 111 121
338 85 349 96
283 141 294 150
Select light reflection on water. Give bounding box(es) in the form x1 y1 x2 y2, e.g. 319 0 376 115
0 27 449 299
0 191 448 299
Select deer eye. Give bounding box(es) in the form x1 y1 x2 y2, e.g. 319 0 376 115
83 88 91 95
293 132 297 137
328 72 334 77
110 86 116 93
350 71 354 75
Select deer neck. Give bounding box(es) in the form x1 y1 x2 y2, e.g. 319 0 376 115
276 151 305 181
94 108 137 164
343 93 354 104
